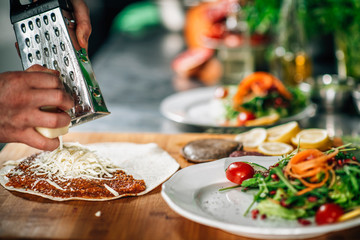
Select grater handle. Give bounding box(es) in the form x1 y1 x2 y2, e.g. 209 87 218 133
10 0 73 24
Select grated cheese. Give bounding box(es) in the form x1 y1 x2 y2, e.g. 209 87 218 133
59 136 63 150
104 184 119 197
27 142 122 180
95 211 101 217
45 179 65 190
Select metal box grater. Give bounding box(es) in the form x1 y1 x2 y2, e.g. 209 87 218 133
10 0 110 127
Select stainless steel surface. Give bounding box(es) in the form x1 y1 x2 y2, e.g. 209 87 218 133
308 74 355 113
12 3 109 127
352 85 360 115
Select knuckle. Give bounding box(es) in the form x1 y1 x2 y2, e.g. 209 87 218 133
54 89 67 102
47 115 61 128
36 139 57 151
50 75 62 88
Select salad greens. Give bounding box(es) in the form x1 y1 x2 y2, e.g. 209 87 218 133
222 144 360 223
220 85 307 121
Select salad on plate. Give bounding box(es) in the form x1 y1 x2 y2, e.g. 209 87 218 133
210 72 308 127
222 143 360 225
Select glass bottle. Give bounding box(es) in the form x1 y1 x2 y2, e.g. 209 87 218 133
216 2 254 85
270 0 312 86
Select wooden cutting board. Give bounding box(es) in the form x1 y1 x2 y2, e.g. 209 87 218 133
0 132 237 240
0 132 358 240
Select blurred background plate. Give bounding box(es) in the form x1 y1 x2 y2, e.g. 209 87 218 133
160 86 316 130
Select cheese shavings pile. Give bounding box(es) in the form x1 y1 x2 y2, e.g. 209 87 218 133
28 142 122 180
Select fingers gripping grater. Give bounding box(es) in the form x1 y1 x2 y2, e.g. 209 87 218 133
10 0 110 127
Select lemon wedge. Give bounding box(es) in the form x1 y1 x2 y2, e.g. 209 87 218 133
338 208 360 222
266 121 301 143
235 128 267 149
245 113 280 127
258 142 294 156
291 129 331 150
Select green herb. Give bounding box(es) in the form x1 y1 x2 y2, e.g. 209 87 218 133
220 145 360 222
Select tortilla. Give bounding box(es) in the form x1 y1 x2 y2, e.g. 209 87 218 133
0 142 180 201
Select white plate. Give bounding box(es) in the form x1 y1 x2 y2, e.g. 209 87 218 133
160 87 316 129
161 156 360 239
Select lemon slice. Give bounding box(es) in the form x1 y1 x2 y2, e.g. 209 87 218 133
258 142 294 156
245 113 280 127
291 129 331 150
235 128 267 149
266 121 301 143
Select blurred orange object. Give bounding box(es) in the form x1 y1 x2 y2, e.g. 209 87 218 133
184 0 237 48
184 2 213 48
233 72 293 109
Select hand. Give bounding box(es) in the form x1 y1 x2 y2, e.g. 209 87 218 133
71 0 92 51
0 65 74 151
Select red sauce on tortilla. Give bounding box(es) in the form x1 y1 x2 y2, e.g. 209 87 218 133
5 155 146 199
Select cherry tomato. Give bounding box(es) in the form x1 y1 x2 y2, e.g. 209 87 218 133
214 86 228 99
225 162 255 184
237 111 256 126
315 203 344 225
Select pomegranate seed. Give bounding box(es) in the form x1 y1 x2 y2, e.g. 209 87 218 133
352 156 357 161
280 199 289 208
307 196 317 202
261 214 267 220
251 209 259 219
271 174 279 181
269 190 277 195
298 218 311 226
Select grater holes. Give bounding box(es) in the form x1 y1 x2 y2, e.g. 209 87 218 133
21 23 26 33
35 34 40 44
52 45 57 54
28 53 33 63
69 71 74 81
25 38 30 47
45 31 50 41
72 86 82 104
60 42 65 51
44 47 49 57
53 60 59 70
36 50 41 60
43 15 49 25
51 13 56 22
28 21 34 30
64 56 69 66
36 18 41 28
54 27 60 37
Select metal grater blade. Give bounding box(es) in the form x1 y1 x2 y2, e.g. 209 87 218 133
11 2 110 127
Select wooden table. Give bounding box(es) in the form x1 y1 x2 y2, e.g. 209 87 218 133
0 132 359 240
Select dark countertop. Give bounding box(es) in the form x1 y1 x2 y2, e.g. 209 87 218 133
72 28 360 140
73 28 197 133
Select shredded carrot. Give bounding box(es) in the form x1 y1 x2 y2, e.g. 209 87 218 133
284 148 339 195
233 72 293 108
